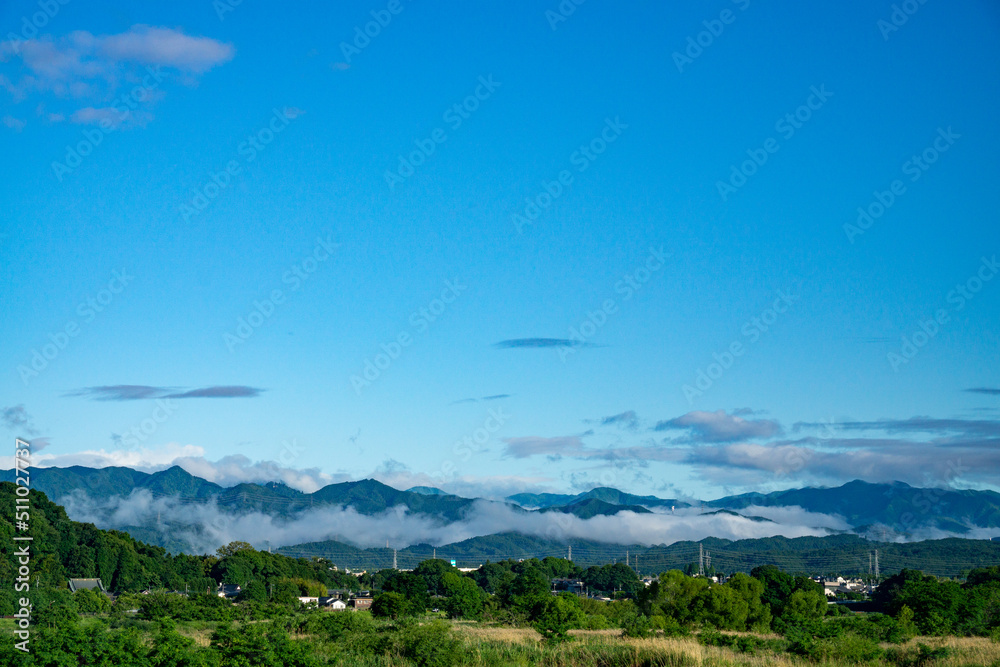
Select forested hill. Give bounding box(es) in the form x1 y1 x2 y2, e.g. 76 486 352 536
0 483 358 597
277 532 1000 578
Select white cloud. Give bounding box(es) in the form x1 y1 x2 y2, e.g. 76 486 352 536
58 490 849 555
96 26 234 73
2 115 25 131
656 409 782 443
0 25 233 122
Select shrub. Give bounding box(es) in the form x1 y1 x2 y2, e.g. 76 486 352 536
621 613 654 638
400 621 462 667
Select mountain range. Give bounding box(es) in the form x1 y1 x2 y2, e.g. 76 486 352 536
4 465 1000 559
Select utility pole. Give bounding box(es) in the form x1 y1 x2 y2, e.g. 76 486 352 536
698 544 704 577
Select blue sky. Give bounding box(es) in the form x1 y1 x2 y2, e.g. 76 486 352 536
1 0 999 500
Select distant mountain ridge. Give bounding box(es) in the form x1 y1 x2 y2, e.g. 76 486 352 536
5 466 1000 554
507 486 684 510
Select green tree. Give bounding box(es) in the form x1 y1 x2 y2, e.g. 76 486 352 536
695 584 749 630
217 541 256 558
413 559 459 597
237 579 267 603
372 591 408 619
785 589 827 621
441 572 485 619
272 579 301 605
531 594 585 643
637 570 709 625
751 565 794 618
725 572 771 631
383 571 430 613
74 587 112 614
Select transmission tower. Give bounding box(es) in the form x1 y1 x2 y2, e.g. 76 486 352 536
567 545 572 561
698 544 704 577
874 549 880 582
393 549 397 570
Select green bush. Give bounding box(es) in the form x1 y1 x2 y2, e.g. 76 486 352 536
400 621 462 667
621 613 654 638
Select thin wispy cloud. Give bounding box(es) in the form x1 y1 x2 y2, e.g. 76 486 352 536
451 394 511 405
966 388 1000 396
601 410 640 431
165 386 263 399
503 436 588 459
655 409 782 443
493 338 589 349
2 115 25 131
1 405 37 435
68 385 264 401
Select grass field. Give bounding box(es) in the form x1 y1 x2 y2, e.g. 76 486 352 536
5 617 1000 666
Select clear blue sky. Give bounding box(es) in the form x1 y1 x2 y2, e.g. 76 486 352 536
2 0 999 500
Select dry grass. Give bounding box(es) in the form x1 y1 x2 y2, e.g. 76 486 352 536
894 635 1000 666
453 625 1000 666
454 624 542 644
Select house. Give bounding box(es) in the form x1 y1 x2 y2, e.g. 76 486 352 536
350 597 373 610
68 579 109 596
551 578 585 595
326 588 351 598
328 599 347 611
297 597 319 606
217 584 241 599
